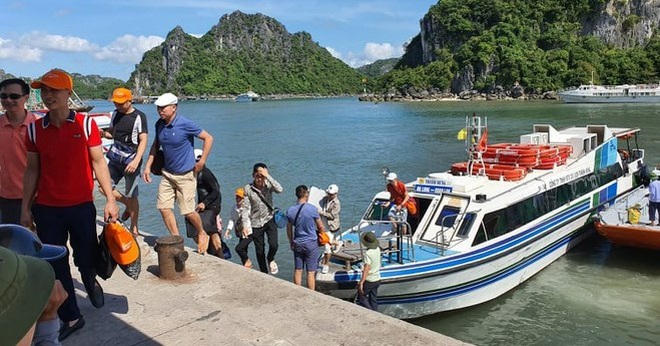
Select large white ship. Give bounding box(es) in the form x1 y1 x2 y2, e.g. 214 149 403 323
559 83 660 103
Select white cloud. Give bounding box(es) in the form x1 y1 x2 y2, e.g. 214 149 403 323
20 32 98 52
338 42 404 68
325 46 342 59
364 42 401 61
0 37 42 62
94 35 164 63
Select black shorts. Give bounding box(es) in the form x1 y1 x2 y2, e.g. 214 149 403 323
185 209 220 238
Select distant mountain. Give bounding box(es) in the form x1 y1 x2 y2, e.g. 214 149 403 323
356 58 400 79
0 69 123 100
130 11 363 96
70 74 125 100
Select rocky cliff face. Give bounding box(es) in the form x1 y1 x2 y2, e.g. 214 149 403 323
412 0 659 95
582 0 660 48
129 11 362 96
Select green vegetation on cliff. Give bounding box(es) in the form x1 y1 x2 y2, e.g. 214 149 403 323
131 12 363 96
379 0 659 94
71 74 125 100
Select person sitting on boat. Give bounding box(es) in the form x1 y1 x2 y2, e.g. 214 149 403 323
384 172 417 235
318 184 342 274
649 169 660 226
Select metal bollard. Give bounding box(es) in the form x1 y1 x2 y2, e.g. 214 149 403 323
154 235 188 280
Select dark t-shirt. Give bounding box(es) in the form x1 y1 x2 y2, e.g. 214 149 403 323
197 167 222 211
110 108 148 149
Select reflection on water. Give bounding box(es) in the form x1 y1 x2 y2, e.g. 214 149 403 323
88 99 660 345
413 233 660 345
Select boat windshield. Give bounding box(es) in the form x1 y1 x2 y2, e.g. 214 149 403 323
363 199 391 221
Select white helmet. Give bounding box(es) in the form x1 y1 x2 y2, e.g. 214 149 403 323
326 184 339 194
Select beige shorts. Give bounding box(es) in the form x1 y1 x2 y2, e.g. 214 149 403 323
157 170 197 215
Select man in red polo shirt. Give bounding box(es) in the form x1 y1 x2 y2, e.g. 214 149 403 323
20 68 118 341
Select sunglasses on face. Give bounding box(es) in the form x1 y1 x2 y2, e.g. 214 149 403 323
0 93 25 100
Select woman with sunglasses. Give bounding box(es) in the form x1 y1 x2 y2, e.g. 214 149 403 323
0 78 37 224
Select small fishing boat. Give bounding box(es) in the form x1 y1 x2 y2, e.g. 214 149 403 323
316 113 647 319
594 185 660 250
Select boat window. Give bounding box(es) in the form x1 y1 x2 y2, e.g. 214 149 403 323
363 199 390 221
471 163 624 247
456 212 476 237
435 206 461 228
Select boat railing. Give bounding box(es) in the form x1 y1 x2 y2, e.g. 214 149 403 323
355 220 415 264
431 212 466 255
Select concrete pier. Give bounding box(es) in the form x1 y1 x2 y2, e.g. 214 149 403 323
62 225 468 345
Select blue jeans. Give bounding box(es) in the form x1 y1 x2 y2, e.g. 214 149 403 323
33 202 98 322
357 280 381 312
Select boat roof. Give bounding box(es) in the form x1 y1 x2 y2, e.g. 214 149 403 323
405 124 638 205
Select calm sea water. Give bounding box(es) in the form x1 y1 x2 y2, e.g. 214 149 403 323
90 98 660 345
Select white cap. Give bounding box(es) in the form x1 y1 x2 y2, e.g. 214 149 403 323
653 169 660 177
386 172 397 181
194 149 203 161
154 92 178 106
326 184 339 194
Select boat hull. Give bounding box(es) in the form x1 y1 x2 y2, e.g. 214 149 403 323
318 200 596 319
595 222 660 250
559 94 660 103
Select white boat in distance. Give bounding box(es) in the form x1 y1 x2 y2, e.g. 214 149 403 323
235 90 260 102
559 83 660 103
317 114 647 319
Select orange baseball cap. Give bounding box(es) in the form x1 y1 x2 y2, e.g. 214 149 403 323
111 87 132 103
235 187 245 198
30 68 73 90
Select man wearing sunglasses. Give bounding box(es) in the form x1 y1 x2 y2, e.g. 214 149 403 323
0 78 38 224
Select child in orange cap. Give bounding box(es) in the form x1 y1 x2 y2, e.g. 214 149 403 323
225 187 253 268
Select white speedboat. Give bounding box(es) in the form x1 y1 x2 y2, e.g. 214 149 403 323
316 114 647 319
235 90 260 102
558 84 660 103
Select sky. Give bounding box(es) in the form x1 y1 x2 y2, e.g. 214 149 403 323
0 0 437 81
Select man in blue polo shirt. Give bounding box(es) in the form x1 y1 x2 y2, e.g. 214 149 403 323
143 93 214 254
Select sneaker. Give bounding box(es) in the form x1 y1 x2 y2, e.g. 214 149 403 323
269 261 279 275
321 265 329 274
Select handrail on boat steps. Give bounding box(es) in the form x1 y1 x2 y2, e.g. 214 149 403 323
354 219 415 264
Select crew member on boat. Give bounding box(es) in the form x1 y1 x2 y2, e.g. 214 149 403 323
649 169 660 226
384 172 417 234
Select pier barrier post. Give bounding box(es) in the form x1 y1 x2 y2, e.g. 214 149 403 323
154 235 188 280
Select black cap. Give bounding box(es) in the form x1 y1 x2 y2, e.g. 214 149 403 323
0 224 67 262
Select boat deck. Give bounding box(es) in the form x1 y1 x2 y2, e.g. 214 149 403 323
330 231 457 271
